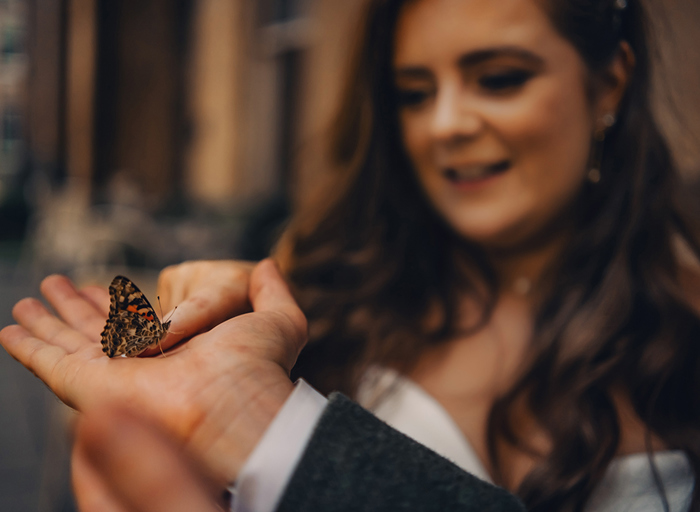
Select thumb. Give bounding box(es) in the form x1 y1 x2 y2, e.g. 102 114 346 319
249 259 307 336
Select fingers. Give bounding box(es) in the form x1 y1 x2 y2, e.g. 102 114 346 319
157 288 250 352
242 259 308 372
248 259 308 357
40 275 107 341
158 291 226 350
75 405 222 512
155 261 255 352
12 298 96 353
156 264 183 314
0 324 80 405
79 285 111 317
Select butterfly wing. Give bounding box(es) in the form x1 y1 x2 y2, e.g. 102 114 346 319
101 276 170 358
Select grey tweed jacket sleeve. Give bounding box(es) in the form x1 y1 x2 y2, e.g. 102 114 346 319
276 392 526 512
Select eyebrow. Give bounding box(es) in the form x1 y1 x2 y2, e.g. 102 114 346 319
458 46 545 67
395 46 545 79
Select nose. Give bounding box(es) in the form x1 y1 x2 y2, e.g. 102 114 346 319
431 82 483 145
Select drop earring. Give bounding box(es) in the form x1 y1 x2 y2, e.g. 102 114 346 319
588 113 616 184
588 167 602 184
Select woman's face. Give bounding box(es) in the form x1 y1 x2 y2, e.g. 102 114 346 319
393 0 602 250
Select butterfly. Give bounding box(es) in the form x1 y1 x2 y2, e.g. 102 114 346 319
100 275 170 358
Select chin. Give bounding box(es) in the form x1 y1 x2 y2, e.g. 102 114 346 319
448 214 543 252
453 225 516 249
443 210 515 243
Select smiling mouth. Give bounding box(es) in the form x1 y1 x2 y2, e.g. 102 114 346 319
443 160 511 183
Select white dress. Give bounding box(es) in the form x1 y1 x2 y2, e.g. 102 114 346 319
357 369 695 512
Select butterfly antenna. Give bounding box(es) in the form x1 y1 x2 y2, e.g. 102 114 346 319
159 297 180 334
157 296 167 359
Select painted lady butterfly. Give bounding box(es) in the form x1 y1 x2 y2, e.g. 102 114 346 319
101 275 170 358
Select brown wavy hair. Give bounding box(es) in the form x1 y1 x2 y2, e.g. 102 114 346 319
277 0 700 510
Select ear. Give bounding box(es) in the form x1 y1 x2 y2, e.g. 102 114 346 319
593 41 636 124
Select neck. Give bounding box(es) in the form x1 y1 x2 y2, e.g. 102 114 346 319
486 233 569 299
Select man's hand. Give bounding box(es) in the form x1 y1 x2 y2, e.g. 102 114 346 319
0 259 305 483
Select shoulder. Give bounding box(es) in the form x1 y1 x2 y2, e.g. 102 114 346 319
585 451 694 512
278 393 526 512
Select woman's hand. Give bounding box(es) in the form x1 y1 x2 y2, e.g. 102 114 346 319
0 259 305 483
152 260 257 355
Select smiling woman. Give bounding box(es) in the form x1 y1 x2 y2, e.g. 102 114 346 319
2 0 700 511
276 0 700 509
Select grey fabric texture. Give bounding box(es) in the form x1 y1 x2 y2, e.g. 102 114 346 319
276 392 525 512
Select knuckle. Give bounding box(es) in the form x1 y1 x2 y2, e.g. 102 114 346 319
158 265 178 284
219 260 254 280
189 294 213 311
276 309 308 347
231 261 254 277
291 309 308 336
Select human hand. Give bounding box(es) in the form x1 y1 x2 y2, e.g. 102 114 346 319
153 259 257 355
73 405 224 512
0 259 305 483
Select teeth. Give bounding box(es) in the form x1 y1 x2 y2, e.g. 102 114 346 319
450 166 491 180
444 161 509 182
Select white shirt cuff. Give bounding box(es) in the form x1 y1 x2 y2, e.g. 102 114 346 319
231 379 328 512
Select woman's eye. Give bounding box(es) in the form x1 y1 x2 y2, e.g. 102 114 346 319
396 89 431 107
479 70 533 91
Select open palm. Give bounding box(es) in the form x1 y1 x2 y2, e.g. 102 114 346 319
0 260 304 483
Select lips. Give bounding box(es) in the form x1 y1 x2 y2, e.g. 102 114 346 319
443 160 511 183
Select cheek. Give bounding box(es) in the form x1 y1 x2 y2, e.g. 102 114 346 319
399 112 430 166
526 74 590 159
502 79 593 195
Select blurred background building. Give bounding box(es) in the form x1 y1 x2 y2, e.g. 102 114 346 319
0 0 698 510
0 0 28 246
19 0 365 282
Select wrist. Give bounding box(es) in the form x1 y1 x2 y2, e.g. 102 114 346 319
188 360 294 485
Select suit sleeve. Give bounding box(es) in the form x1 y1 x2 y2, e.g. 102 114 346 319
275 392 526 512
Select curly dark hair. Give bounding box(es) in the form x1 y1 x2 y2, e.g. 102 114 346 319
278 0 700 510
